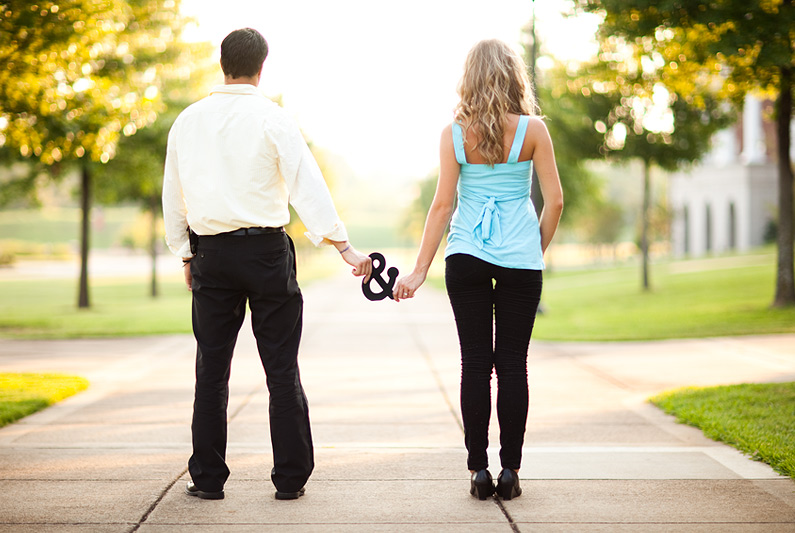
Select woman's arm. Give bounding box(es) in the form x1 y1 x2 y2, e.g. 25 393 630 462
393 125 460 301
527 118 563 253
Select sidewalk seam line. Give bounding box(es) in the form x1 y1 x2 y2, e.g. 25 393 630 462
129 466 188 533
131 380 265 531
495 498 522 532
407 321 464 433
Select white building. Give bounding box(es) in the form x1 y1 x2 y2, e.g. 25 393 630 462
669 95 789 257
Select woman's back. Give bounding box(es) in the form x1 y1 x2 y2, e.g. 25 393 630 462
445 114 544 270
458 113 534 165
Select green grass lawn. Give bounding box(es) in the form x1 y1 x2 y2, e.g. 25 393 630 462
533 252 795 341
0 248 337 339
0 276 193 338
0 206 140 250
651 382 795 479
0 373 89 427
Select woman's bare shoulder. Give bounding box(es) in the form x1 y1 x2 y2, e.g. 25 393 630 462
526 115 547 129
526 116 551 140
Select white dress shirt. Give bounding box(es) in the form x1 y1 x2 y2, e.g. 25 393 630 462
162 84 348 258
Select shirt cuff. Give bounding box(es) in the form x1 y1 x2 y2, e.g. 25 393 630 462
304 222 348 247
167 239 192 259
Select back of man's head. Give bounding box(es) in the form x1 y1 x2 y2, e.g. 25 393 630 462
220 28 269 79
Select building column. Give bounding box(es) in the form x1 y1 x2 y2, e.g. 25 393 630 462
741 95 766 164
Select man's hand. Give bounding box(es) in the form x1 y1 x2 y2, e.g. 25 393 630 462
339 245 372 282
183 261 193 291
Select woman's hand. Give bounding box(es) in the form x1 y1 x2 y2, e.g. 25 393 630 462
340 245 372 282
393 270 427 302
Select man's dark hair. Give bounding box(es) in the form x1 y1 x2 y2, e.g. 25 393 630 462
220 28 269 79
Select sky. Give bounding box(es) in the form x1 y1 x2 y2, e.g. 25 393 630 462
180 0 601 183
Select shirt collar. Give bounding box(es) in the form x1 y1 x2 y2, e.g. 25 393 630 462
209 84 261 96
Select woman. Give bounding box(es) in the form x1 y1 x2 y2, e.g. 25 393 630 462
393 39 563 500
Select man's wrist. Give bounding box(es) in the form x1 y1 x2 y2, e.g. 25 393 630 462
331 241 350 254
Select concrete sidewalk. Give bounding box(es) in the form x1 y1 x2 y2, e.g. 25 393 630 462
0 273 794 532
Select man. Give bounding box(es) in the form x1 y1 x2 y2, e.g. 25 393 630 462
163 28 371 501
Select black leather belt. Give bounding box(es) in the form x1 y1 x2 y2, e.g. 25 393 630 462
223 226 284 236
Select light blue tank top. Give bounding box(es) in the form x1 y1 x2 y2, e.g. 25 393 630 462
444 115 545 270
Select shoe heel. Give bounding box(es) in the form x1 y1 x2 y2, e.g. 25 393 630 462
470 469 495 500
496 468 522 500
474 482 493 500
496 484 518 500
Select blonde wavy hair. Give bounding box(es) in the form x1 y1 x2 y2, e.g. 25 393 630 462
454 39 540 166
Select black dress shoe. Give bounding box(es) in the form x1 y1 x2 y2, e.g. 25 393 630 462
185 481 224 500
470 469 495 500
496 468 522 500
275 487 306 500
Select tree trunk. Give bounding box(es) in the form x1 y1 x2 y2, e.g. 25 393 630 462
527 7 543 220
773 65 795 307
149 195 158 298
641 158 651 291
77 164 91 308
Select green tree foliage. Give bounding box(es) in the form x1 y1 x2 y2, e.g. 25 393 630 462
536 68 604 226
95 39 215 297
554 18 733 290
0 0 193 307
1 1 130 164
524 27 601 224
577 0 795 305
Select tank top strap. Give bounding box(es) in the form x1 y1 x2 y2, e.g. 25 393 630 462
506 115 530 164
451 122 467 165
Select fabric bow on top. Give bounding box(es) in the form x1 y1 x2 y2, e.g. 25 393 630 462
469 191 529 250
473 196 502 249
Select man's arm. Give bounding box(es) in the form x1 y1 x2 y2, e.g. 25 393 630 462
162 123 194 289
273 117 371 280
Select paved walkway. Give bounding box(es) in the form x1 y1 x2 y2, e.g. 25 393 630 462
0 273 794 532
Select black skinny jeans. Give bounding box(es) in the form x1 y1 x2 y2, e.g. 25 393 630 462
445 253 542 472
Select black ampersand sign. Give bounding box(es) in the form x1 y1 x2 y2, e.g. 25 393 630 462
362 252 399 301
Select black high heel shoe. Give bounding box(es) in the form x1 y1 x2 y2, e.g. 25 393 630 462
496 468 522 500
470 469 495 500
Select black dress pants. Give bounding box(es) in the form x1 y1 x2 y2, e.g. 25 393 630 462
445 253 542 472
188 231 313 493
